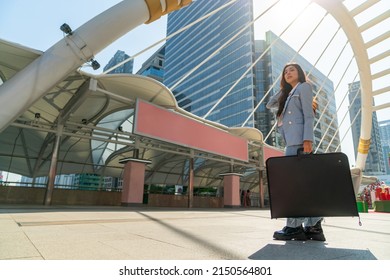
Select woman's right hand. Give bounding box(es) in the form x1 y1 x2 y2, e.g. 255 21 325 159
303 140 313 153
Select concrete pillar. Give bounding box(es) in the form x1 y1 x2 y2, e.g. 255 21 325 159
44 124 63 206
119 158 151 207
220 173 242 208
188 158 194 208
259 170 265 208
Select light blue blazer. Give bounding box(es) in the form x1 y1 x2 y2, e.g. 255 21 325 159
266 82 314 147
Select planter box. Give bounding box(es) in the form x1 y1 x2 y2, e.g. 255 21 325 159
374 201 390 213
356 201 368 213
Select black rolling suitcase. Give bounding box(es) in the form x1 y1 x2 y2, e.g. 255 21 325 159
266 152 358 219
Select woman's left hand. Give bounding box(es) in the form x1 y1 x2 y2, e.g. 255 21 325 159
303 140 312 153
312 98 318 114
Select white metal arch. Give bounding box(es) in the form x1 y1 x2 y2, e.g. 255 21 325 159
312 0 389 190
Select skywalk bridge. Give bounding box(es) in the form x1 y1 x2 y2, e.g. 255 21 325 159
0 0 388 207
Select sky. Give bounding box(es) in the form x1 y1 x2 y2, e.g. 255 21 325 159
0 0 389 178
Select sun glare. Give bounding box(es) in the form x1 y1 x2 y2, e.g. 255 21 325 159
253 0 315 40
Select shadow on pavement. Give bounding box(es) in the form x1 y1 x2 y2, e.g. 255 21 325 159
249 243 377 260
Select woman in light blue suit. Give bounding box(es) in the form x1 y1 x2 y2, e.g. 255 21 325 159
266 63 325 241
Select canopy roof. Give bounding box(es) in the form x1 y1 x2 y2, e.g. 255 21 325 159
0 39 268 189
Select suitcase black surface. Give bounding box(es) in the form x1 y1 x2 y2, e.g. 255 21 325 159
266 152 358 218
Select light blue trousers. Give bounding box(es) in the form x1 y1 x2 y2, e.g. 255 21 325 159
285 145 322 228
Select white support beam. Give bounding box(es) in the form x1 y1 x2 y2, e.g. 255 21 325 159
365 31 390 48
369 49 390 64
372 68 390 80
372 86 390 96
350 0 380 17
359 10 390 32
0 0 192 133
372 103 390 112
0 0 149 132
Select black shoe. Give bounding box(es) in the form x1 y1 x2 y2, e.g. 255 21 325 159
273 226 306 241
304 220 326 241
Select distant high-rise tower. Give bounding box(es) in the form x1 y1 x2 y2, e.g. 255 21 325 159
103 50 133 74
136 45 165 82
165 0 256 127
348 81 385 175
379 120 390 174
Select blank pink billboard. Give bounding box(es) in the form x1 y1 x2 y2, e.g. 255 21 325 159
134 99 248 162
263 145 284 161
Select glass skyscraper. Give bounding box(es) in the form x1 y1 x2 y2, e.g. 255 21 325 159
136 45 165 82
165 0 256 127
379 120 390 175
103 50 133 74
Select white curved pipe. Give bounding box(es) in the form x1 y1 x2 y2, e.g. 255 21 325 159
0 0 191 132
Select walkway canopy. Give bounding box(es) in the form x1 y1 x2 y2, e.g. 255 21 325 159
0 38 269 189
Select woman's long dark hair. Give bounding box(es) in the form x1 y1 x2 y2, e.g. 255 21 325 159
276 63 307 116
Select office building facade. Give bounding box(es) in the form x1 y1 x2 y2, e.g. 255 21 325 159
379 120 390 175
165 0 256 127
103 50 133 74
136 45 165 82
